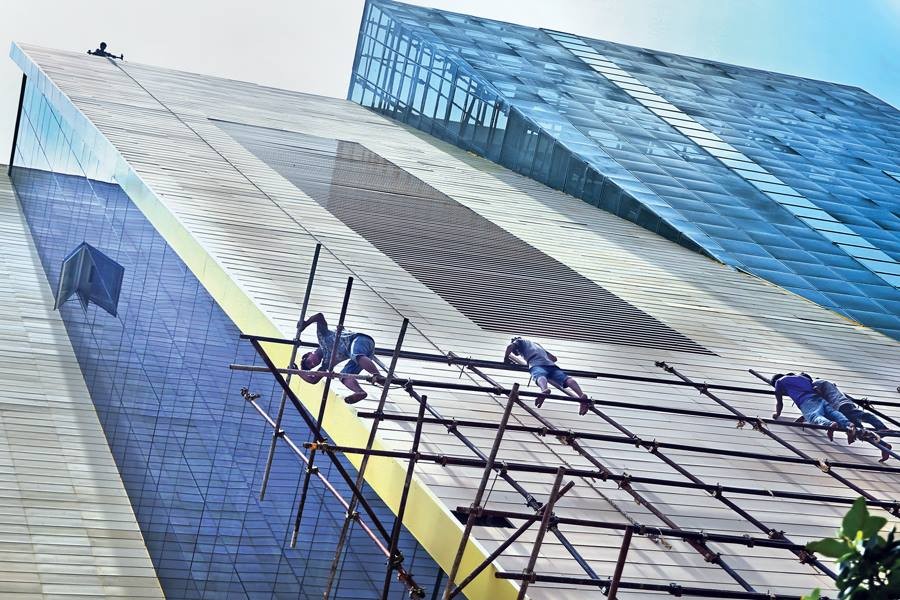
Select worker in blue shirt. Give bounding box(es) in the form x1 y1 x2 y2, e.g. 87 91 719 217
772 373 855 443
504 337 590 415
297 313 381 404
812 377 891 461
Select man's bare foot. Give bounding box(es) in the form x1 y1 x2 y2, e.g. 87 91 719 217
827 422 837 441
847 425 856 444
345 391 368 404
880 442 893 463
579 398 591 416
535 389 550 408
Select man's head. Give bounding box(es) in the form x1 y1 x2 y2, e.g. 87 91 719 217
301 349 323 370
99 42 107 51
800 373 813 381
771 373 785 385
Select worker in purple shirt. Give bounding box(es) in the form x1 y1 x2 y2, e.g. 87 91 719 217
772 373 856 443
504 337 590 415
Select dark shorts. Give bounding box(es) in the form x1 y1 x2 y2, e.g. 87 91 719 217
529 365 568 387
341 334 376 375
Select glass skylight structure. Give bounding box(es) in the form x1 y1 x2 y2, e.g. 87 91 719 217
349 0 900 340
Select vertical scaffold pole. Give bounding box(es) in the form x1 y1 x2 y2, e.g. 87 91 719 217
260 243 321 501
324 319 409 600
443 384 520 600
516 466 566 600
381 393 429 599
607 526 633 599
291 276 354 547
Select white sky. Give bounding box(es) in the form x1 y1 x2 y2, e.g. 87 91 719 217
2 0 899 163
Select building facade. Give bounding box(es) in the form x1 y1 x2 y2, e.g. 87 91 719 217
349 0 900 340
3 2 900 599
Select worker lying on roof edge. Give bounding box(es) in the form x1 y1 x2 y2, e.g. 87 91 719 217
772 372 856 444
811 376 892 462
504 336 591 415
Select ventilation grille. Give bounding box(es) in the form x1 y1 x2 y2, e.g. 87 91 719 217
217 120 711 354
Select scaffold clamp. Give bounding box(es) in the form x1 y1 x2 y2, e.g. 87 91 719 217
388 551 404 568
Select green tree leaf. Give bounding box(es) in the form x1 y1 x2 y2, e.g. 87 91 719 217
842 497 869 539
805 500 900 599
801 588 820 600
808 538 852 558
862 516 888 539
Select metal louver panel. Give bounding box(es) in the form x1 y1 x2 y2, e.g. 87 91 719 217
218 120 711 354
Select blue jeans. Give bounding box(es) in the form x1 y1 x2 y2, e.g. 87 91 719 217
340 334 375 375
840 405 887 430
800 398 851 428
529 365 568 387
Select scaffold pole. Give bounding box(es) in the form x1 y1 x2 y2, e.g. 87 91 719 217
291 276 355 547
607 526 633 600
259 243 321 501
446 481 576 600
443 385 519 600
323 319 409 600
381 392 428 600
516 466 566 600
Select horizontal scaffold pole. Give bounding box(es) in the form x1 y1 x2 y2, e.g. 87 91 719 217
454 506 805 550
493 572 828 600
237 333 775 394
239 332 900 410
302 442 900 510
353 411 900 475
229 363 889 437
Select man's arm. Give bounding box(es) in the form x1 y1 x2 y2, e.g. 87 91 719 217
299 312 326 334
298 370 325 384
503 343 516 363
773 391 784 419
546 350 558 362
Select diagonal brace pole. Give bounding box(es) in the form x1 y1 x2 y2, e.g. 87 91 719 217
447 480 576 599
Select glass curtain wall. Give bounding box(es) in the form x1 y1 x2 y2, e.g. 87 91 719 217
349 0 900 339
10 77 439 599
348 0 705 255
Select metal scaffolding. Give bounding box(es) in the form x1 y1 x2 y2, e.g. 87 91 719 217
231 245 900 600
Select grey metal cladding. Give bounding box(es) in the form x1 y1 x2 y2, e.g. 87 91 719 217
217 119 711 354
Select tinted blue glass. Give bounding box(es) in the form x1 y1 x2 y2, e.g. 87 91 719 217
349 0 900 340
11 77 440 600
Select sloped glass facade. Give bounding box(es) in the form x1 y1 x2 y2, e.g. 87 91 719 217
349 0 900 340
10 67 439 600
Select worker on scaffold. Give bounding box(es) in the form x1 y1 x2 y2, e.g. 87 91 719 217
811 375 892 462
772 372 856 444
504 336 591 415
297 312 381 404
